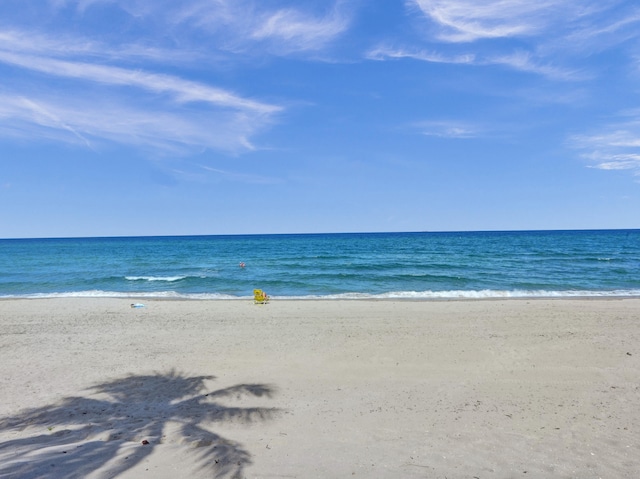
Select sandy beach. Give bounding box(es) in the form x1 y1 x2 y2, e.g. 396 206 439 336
0 298 639 478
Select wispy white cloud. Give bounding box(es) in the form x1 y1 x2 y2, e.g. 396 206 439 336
0 93 266 154
392 0 640 83
0 29 95 56
367 44 579 80
570 117 640 177
366 45 475 64
409 0 622 44
0 5 284 155
0 26 213 69
0 17 283 153
248 6 350 54
411 0 564 43
414 120 483 139
0 0 353 157
489 51 584 81
587 154 640 171
0 51 279 115
410 0 640 55
92 0 352 56
15 97 94 148
559 8 640 54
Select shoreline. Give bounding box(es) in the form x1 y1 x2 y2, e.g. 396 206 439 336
1 298 639 478
2 293 640 301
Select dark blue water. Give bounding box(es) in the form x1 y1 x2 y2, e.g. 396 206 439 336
1 230 639 299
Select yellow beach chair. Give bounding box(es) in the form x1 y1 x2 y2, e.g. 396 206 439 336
254 289 269 304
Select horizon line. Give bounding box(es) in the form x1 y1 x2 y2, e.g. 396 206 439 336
2 228 639 241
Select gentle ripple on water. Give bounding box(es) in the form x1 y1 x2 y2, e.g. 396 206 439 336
1 230 639 299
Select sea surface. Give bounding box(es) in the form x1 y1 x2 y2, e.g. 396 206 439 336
1 230 639 299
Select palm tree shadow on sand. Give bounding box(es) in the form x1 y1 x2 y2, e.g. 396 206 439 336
0 370 278 478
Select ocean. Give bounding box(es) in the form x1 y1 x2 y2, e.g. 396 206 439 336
1 230 639 299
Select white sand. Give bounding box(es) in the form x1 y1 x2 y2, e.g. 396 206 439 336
1 298 639 478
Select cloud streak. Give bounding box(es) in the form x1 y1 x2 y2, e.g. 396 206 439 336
414 120 483 139
117 0 351 56
367 45 579 80
249 5 350 54
570 116 640 178
377 0 640 85
0 5 285 155
411 0 565 42
367 45 475 64
0 0 355 156
0 50 279 114
0 93 267 154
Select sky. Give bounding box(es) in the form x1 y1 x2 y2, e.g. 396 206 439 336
1 0 640 238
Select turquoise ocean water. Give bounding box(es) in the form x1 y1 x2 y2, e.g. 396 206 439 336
1 230 639 299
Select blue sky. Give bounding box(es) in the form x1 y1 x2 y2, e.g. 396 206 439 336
1 0 640 238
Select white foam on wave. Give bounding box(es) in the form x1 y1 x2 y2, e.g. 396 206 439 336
125 276 187 282
275 289 640 300
3 289 640 300
2 290 239 300
380 289 640 299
